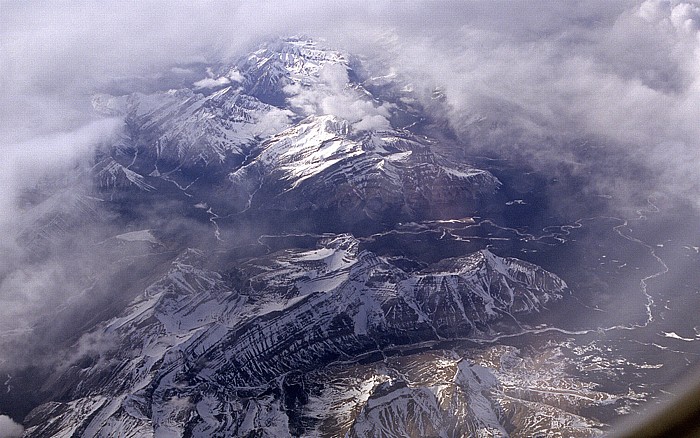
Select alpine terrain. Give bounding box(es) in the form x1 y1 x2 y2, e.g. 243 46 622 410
5 37 700 438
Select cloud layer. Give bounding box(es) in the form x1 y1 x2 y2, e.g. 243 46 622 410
0 415 23 438
286 63 392 131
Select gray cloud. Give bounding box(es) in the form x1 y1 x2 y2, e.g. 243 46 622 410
0 119 119 224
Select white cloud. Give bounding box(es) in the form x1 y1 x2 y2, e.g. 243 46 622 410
640 0 700 33
254 107 295 137
639 0 669 22
328 1 700 206
0 119 122 369
194 65 246 89
0 415 23 438
0 118 121 227
353 114 392 132
287 63 392 131
318 63 349 90
193 76 231 89
226 68 245 83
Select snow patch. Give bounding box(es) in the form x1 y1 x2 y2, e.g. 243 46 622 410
661 331 697 341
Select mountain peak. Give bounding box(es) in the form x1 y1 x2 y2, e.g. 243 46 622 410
238 37 349 106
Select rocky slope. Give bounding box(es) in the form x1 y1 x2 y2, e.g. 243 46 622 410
2 38 598 437
22 236 567 437
89 37 497 225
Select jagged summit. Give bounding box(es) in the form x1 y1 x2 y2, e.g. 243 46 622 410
88 36 499 226
238 37 350 105
88 37 359 182
229 113 499 222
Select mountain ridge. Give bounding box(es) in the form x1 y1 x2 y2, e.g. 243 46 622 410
7 37 595 438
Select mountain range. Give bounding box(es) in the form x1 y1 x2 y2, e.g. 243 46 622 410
8 37 608 438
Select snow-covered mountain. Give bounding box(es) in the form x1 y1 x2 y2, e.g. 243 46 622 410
238 37 351 106
4 38 611 438
88 37 498 226
22 236 566 437
229 115 499 221
92 86 292 173
89 38 351 177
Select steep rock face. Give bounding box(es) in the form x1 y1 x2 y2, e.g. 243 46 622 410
196 236 564 388
23 249 243 437
230 115 500 220
23 236 566 436
237 37 350 105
